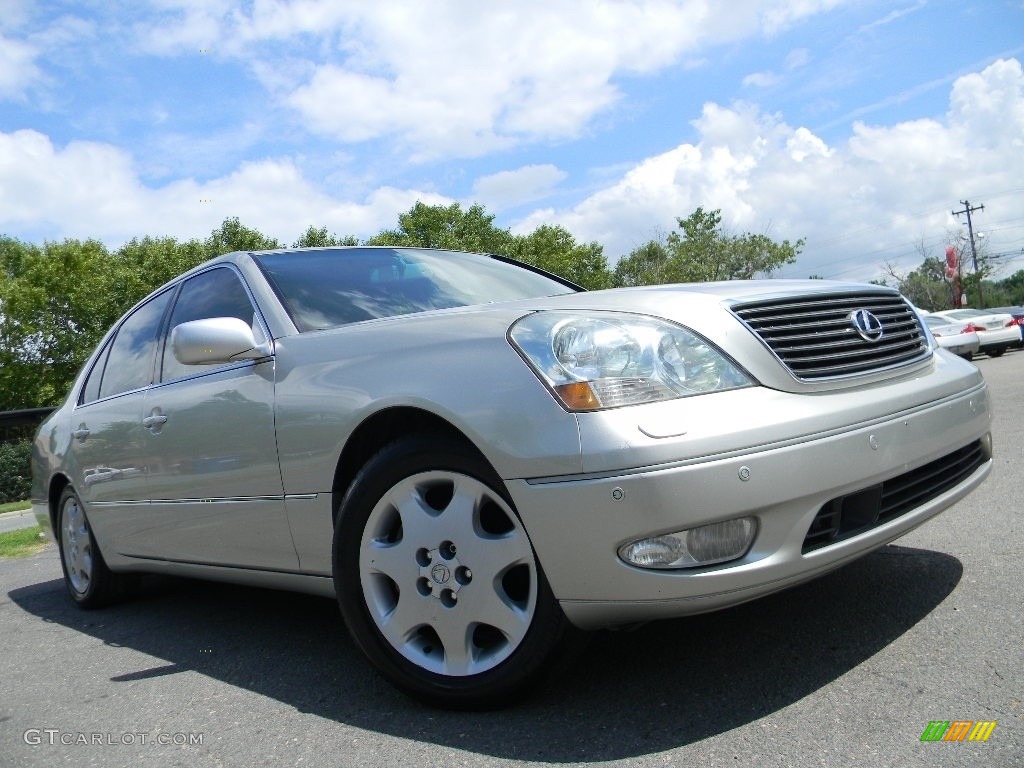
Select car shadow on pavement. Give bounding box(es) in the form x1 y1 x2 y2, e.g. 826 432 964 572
9 543 961 762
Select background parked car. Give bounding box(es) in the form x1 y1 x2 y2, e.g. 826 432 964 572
929 308 1019 357
985 306 1024 348
922 314 981 360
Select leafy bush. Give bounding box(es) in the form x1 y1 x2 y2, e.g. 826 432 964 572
0 440 32 504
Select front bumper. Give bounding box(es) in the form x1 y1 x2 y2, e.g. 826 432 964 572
507 381 991 630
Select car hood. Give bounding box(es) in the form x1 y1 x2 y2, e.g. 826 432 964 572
296 279 953 396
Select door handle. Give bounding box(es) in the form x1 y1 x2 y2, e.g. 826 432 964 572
72 427 90 440
142 414 168 428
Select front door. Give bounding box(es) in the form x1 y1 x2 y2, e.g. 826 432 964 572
135 266 297 570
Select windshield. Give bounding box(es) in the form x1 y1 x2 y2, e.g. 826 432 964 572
253 247 579 332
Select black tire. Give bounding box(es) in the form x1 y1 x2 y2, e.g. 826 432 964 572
988 346 1006 357
55 486 127 608
333 436 578 709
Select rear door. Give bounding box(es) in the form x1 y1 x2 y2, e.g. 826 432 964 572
70 289 174 553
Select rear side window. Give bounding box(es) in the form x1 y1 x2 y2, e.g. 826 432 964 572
96 290 173 400
80 343 111 405
160 267 263 382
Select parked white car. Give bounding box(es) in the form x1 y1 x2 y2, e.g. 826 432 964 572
930 309 1019 357
922 315 981 360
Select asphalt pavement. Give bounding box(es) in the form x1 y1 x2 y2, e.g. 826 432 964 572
1 351 1021 768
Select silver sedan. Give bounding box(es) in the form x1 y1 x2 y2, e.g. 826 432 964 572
32 247 992 707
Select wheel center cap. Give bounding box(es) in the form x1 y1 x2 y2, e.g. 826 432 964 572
430 563 451 584
418 547 469 601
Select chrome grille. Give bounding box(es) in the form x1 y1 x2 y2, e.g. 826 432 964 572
802 440 986 553
731 291 929 380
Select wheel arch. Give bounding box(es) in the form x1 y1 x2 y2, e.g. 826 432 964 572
47 473 72 531
331 406 493 520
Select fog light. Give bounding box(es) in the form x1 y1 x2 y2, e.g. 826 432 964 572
618 517 757 569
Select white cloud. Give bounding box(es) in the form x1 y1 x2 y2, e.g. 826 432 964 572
0 33 41 98
471 165 567 210
0 0 32 30
743 47 811 89
517 58 1024 280
786 126 832 162
785 48 811 69
131 0 236 55
857 0 927 33
7 1 1020 288
132 1 852 159
0 129 449 246
948 57 1024 150
757 0 849 36
743 71 780 88
275 1 692 158
0 12 96 101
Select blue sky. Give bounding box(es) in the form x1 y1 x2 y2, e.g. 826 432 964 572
1 0 1023 285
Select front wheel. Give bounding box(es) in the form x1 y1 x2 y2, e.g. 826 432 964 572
333 437 577 708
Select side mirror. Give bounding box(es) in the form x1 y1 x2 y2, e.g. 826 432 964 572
171 317 273 365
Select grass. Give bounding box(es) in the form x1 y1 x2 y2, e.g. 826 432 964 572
0 526 49 558
0 500 31 514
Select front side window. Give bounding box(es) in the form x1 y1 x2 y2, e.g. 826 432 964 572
160 267 263 382
97 290 174 399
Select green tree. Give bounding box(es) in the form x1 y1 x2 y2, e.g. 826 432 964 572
508 224 611 290
1 236 33 280
368 201 613 287
882 234 1012 311
292 226 359 248
879 257 954 311
994 269 1024 306
0 209 620 410
613 240 671 287
0 440 32 504
369 202 513 253
109 236 209 311
0 218 283 409
206 217 280 255
612 207 803 286
0 238 119 409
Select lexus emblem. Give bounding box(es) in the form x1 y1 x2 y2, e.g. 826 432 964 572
430 564 451 584
849 309 884 342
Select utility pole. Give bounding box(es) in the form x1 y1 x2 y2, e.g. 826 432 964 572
952 199 985 306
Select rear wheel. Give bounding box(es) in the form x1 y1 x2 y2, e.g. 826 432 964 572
333 436 576 708
988 346 1006 357
56 486 127 608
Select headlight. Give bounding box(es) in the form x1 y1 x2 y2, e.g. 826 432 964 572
508 311 754 411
